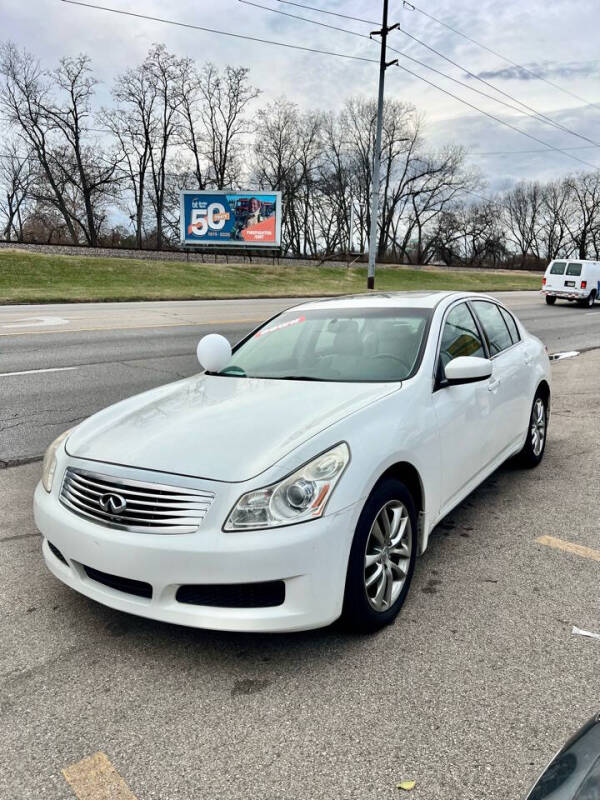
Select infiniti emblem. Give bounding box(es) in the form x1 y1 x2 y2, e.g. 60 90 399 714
99 492 127 515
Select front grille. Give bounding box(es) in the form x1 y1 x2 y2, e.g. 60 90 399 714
83 565 153 599
60 467 215 534
176 581 286 608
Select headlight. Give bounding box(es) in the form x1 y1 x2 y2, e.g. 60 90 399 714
41 429 73 493
224 442 350 530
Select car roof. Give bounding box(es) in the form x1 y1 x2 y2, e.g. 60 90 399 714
291 291 483 312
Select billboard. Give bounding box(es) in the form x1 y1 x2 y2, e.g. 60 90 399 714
180 190 282 248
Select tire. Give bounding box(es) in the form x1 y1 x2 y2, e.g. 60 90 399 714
578 290 596 308
341 478 417 633
516 391 548 468
545 295 557 305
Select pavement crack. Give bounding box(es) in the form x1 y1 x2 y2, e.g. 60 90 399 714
0 533 39 543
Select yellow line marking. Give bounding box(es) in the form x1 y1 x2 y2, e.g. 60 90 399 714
62 752 138 800
537 535 600 562
0 317 263 337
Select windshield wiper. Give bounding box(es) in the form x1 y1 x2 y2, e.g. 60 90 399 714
279 375 327 381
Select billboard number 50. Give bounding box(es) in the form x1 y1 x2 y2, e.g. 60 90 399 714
190 203 227 236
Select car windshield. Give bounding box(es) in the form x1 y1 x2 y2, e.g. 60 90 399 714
218 307 432 382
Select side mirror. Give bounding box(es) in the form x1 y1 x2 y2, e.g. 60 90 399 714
444 356 492 385
197 334 232 373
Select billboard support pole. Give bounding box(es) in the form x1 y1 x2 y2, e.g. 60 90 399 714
367 0 399 290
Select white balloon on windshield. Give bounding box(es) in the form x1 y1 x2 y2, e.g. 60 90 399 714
197 334 232 372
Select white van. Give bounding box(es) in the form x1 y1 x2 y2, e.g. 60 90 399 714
542 259 600 307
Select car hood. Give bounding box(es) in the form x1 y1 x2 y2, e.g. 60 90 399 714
66 375 399 482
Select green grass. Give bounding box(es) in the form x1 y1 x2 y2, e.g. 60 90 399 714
0 249 540 303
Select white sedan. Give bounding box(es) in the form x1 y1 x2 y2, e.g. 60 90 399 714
34 291 550 633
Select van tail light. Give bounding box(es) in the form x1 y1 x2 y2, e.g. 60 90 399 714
542 277 546 286
581 280 587 289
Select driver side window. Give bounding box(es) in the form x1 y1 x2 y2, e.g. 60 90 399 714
439 303 485 373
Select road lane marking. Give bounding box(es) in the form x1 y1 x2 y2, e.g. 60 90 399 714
1 315 69 329
62 752 138 800
0 317 264 337
537 535 600 562
0 366 78 377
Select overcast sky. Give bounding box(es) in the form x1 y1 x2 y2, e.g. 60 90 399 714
2 0 600 193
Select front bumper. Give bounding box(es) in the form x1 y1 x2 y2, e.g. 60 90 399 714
34 479 359 633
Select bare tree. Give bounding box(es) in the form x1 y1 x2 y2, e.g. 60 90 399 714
0 43 119 245
503 181 543 266
538 179 571 260
144 45 186 249
563 172 600 259
0 139 34 240
180 63 259 190
103 61 158 248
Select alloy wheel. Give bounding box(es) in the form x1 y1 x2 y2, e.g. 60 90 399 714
364 500 412 612
531 398 546 457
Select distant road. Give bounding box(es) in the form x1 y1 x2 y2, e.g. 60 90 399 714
1 291 599 464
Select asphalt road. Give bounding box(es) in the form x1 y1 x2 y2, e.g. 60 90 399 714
1 348 598 800
1 291 600 464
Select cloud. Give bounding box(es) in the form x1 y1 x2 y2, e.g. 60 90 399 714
470 60 600 82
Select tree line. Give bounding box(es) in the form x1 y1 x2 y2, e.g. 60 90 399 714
1 41 599 268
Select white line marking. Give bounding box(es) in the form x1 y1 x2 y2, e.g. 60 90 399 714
1 315 70 329
572 626 600 641
0 366 78 378
549 350 580 361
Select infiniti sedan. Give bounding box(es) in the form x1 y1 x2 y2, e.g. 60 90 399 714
34 292 550 633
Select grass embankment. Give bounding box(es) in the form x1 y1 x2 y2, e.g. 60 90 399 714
0 249 540 303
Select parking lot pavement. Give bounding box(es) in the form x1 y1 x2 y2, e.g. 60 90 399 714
1 350 598 800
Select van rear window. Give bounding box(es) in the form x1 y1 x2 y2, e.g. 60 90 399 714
566 262 582 276
550 262 566 274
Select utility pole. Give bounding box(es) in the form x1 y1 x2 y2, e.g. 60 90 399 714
367 0 398 290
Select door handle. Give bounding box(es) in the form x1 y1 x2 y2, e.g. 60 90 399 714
488 378 501 392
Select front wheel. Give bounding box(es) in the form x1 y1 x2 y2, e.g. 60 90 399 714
341 478 417 633
516 392 548 468
545 295 557 305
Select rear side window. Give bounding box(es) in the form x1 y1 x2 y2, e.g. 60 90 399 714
550 261 566 274
439 302 485 370
471 301 513 356
499 307 520 344
566 262 582 276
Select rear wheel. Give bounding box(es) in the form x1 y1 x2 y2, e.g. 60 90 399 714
516 391 548 468
578 290 596 308
342 478 417 633
545 295 557 305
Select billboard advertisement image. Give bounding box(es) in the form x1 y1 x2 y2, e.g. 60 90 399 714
180 190 282 248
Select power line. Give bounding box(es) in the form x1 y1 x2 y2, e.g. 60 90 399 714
389 62 599 170
468 145 598 156
403 0 600 111
276 0 377 25
394 27 600 148
53 0 600 170
240 0 600 149
59 0 379 64
270 0 600 148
